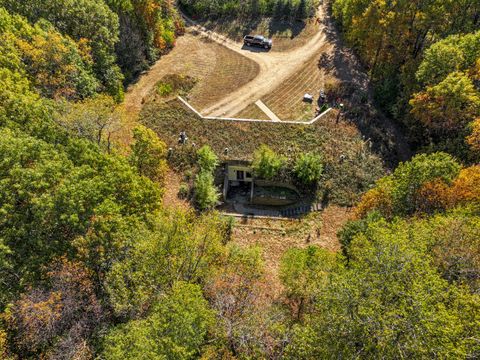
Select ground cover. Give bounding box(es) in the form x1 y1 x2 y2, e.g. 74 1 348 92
140 99 385 206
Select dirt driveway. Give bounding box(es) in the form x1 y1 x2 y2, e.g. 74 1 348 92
186 5 329 117
125 5 329 118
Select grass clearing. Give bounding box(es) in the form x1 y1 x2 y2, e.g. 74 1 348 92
187 36 260 110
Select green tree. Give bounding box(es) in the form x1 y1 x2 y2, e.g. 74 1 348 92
252 144 284 180
103 281 214 360
285 218 480 359
0 127 162 306
196 145 219 173
280 246 337 320
410 71 480 133
130 125 168 183
58 95 125 151
294 152 323 185
194 171 220 210
105 211 223 317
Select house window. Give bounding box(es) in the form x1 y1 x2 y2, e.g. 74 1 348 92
237 170 245 180
246 172 252 179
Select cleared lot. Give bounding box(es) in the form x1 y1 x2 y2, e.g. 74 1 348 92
125 32 260 115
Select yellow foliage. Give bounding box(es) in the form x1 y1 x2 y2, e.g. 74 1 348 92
354 178 393 219
467 118 480 153
448 165 480 206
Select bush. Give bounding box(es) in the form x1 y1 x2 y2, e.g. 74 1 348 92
156 82 173 96
252 144 284 180
197 145 219 173
294 152 323 185
194 171 220 210
178 183 190 199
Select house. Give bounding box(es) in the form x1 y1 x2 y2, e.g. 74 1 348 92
223 160 254 200
226 160 253 183
223 160 300 207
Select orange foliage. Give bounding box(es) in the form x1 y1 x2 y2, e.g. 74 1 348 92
12 291 64 351
9 258 103 356
15 30 90 99
354 182 393 219
415 180 450 214
448 165 480 207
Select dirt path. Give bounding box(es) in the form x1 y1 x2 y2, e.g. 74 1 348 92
185 6 329 117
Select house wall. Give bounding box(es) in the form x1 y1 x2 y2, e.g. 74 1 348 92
227 165 253 182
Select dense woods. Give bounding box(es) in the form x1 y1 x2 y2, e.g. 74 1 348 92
179 0 318 19
332 0 480 161
0 0 479 359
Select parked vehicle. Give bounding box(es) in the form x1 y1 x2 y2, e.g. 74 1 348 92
243 35 272 49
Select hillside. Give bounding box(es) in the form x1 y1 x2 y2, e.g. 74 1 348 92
0 0 479 359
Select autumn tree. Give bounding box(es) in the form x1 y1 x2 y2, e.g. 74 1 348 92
129 125 168 183
8 258 104 359
0 8 98 100
1 0 124 100
410 72 480 133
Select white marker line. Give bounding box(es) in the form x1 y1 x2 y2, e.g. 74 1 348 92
177 96 333 125
255 100 281 122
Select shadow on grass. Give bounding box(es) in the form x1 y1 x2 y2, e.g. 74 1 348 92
241 44 271 53
197 16 308 42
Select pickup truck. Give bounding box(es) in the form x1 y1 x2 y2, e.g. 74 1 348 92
243 35 273 49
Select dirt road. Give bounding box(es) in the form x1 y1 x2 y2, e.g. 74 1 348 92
185 6 329 117
125 5 329 118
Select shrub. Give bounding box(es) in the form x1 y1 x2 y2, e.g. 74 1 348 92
178 183 190 199
294 153 323 185
156 82 173 96
197 145 219 173
252 144 284 180
194 171 220 210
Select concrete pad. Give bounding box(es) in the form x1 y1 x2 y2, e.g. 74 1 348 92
255 100 281 121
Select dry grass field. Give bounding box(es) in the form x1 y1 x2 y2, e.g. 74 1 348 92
125 32 259 115
261 49 332 120
230 205 351 295
188 37 260 110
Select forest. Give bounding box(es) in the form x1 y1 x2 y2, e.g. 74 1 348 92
179 0 318 19
0 0 479 359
